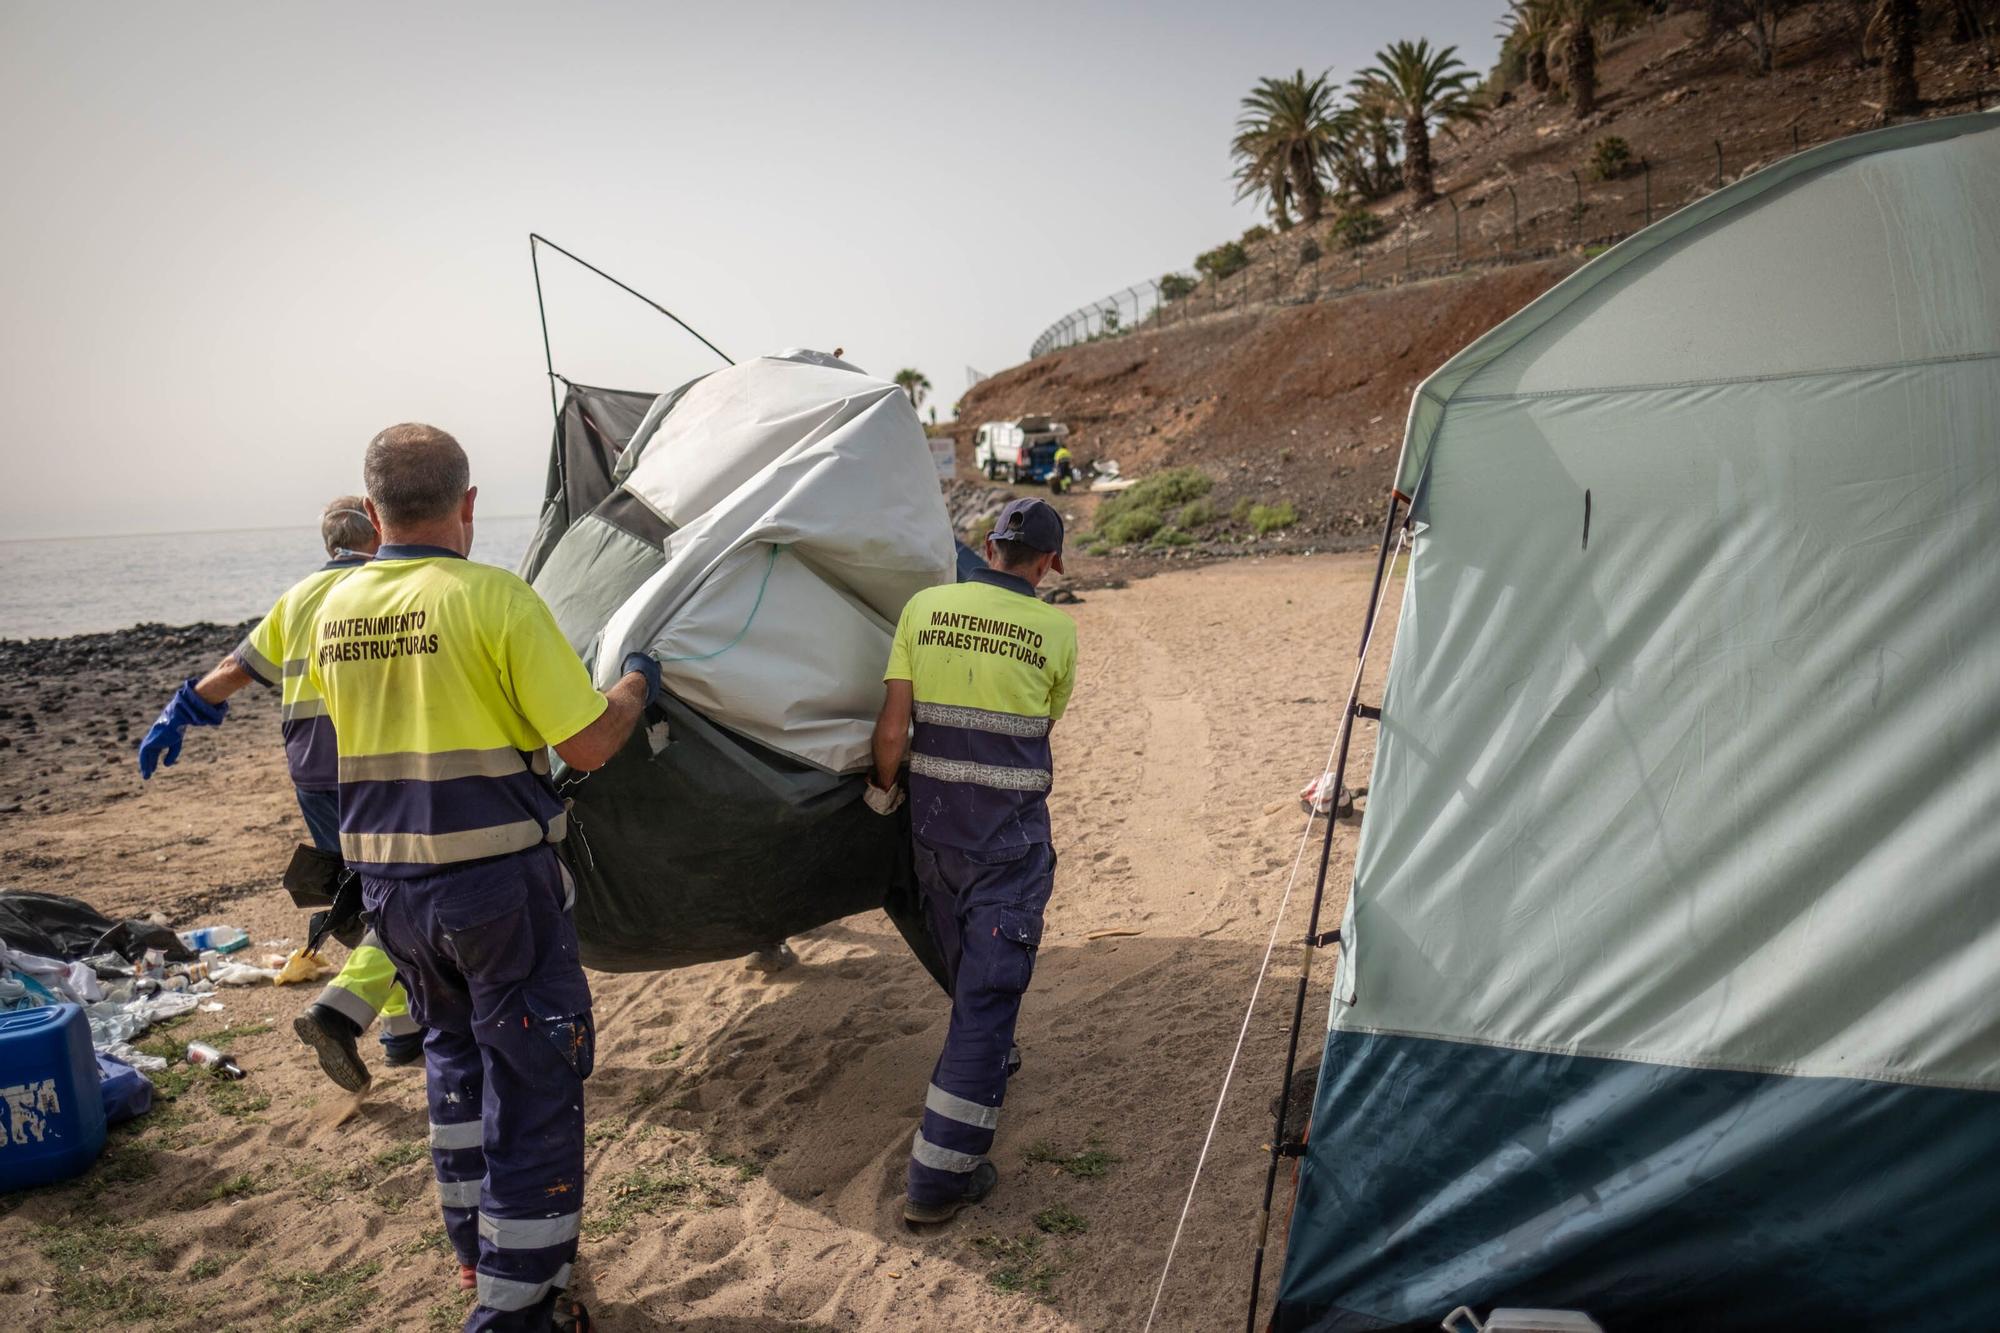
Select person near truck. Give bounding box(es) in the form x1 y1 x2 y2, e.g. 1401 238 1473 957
134 496 425 1090
1049 442 1075 495
309 423 655 1332
866 496 1078 1226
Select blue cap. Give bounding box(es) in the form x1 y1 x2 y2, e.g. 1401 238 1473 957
990 497 1064 553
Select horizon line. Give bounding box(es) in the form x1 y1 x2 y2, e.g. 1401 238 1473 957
0 513 539 546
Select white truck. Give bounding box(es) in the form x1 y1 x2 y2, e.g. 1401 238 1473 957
973 416 1070 484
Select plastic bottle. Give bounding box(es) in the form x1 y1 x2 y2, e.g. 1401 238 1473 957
186 1041 246 1079
184 927 250 955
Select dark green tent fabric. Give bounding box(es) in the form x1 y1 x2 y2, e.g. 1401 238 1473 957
521 381 659 584
525 380 946 985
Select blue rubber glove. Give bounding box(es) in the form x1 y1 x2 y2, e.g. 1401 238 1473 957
621 651 663 708
137 678 229 779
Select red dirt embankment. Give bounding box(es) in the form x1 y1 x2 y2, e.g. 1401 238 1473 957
956 257 1576 549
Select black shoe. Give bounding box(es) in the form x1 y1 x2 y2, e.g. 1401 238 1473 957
294 1004 370 1092
902 1160 999 1228
1006 1045 1022 1079
380 1030 425 1067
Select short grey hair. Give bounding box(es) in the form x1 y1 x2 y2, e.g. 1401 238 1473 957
320 494 375 556
363 423 470 527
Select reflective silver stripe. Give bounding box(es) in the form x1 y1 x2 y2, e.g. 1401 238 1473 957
282 658 311 679
910 1129 981 1174
233 640 279 684
480 1211 581 1250
913 701 1051 739
926 1083 1000 1130
909 752 1052 793
437 1178 482 1208
338 747 538 783
558 861 576 912
477 1262 572 1312
430 1119 483 1150
316 984 379 1029
341 817 560 866
281 697 329 722
382 1011 423 1037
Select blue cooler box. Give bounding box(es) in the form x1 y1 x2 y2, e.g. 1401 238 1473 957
0 1004 108 1192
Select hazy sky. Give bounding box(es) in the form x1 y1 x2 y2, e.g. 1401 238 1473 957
0 1 1499 539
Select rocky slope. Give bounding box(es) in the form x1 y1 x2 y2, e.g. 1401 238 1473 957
953 2 1994 557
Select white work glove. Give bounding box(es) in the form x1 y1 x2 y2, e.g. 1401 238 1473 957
863 780 905 816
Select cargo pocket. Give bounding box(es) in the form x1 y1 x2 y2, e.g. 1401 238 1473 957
989 907 1044 995
525 973 596 1082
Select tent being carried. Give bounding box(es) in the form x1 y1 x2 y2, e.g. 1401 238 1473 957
524 350 956 976
1275 114 2000 1330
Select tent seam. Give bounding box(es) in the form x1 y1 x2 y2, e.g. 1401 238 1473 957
1330 1023 2000 1094
1448 347 2000 405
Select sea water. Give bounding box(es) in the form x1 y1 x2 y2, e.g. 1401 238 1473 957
0 514 536 640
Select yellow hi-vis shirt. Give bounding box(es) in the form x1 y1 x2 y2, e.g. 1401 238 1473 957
884 566 1076 850
232 555 367 792
307 544 608 877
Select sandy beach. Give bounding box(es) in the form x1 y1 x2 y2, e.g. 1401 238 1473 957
0 552 1399 1331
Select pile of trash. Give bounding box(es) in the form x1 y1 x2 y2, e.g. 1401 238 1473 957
0 890 325 1072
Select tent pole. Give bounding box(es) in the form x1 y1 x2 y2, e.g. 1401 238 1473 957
1244 488 1405 1333
530 234 562 430
528 233 736 369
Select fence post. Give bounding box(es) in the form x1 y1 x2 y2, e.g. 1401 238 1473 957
1505 183 1520 250
1642 158 1652 227
1446 194 1462 264
1570 169 1584 247
1714 139 1724 187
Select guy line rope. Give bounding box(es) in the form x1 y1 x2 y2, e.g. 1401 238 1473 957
1141 525 1408 1332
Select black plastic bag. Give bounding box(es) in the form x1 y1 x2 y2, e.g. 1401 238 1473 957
0 891 195 963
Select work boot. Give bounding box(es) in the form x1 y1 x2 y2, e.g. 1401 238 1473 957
902 1160 999 1228
380 1029 425 1068
745 941 798 974
293 1003 370 1092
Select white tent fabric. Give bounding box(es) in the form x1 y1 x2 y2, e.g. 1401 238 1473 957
1340 112 2000 1088
1278 112 2000 1331
591 350 956 772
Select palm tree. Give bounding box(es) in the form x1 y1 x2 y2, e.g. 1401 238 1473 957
1879 0 1921 114
1324 99 1400 201
1503 1 1559 93
1231 70 1343 228
894 368 931 411
1345 90 1405 199
1544 0 1646 117
1354 40 1484 206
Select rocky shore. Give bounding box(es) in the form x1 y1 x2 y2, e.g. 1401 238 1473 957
0 618 269 820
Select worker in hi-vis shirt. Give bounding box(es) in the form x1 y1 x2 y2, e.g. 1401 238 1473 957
135 497 424 1089
867 496 1078 1227
309 424 656 1333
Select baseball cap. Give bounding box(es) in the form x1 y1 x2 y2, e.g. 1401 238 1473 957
990 498 1065 554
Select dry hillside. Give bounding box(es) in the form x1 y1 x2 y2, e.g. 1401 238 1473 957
954 1 1995 557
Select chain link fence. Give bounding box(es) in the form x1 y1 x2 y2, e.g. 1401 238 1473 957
1027 121 1854 361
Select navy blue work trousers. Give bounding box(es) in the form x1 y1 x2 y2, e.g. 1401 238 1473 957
906 836 1055 1207
294 786 341 855
362 845 593 1333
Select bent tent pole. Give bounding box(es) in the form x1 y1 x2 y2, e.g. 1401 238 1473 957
1244 486 1406 1333
527 232 736 433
